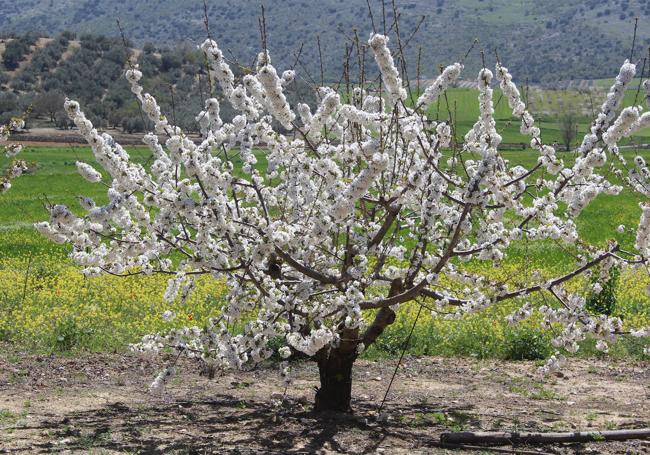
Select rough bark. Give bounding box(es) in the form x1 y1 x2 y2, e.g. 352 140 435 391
314 280 403 412
314 347 356 412
362 306 396 347
361 278 402 346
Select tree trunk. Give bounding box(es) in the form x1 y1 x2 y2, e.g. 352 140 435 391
314 348 356 412
313 280 403 413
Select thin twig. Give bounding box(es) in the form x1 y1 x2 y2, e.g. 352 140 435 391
203 0 213 42
290 42 304 70
366 0 376 34
317 35 324 86
19 252 32 309
630 16 638 61
634 57 647 106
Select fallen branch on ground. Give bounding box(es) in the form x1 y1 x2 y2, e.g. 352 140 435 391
438 442 555 455
440 428 650 446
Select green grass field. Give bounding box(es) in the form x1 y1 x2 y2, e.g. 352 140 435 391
1 144 649 360
418 86 650 146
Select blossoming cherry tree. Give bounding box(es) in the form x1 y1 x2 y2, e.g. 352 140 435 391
36 34 650 411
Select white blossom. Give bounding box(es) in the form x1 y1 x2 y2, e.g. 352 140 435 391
162 310 176 322
278 346 291 359
76 161 103 183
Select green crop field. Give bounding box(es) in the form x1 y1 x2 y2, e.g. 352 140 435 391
1 144 649 360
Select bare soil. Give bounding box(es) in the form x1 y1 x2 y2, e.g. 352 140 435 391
13 127 203 147
13 127 156 147
0 348 648 454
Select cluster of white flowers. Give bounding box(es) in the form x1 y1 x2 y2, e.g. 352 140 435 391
149 366 175 394
540 353 566 374
506 302 532 324
33 33 650 390
256 57 296 129
196 98 223 136
162 310 176 322
201 39 235 97
416 63 463 109
278 346 292 359
279 361 292 386
635 203 650 256
331 151 388 221
76 161 103 183
626 154 650 197
287 328 336 356
1 117 25 145
579 60 636 156
495 63 560 174
1 117 26 193
368 34 407 105
5 143 23 157
603 106 640 148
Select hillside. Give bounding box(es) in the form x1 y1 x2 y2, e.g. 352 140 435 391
0 0 648 83
2 28 650 148
0 32 315 134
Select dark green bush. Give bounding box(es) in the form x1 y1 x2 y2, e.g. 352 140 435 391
502 328 552 361
585 266 619 316
51 317 94 352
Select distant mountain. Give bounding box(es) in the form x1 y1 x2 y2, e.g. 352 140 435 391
0 0 649 83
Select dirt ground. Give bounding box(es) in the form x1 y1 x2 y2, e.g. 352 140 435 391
13 127 201 147
0 348 648 454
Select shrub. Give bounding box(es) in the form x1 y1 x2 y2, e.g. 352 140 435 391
503 328 552 361
585 267 620 316
51 316 93 352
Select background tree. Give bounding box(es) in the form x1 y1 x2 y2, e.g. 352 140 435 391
54 110 73 130
2 39 30 71
36 33 650 413
559 106 579 151
0 92 20 125
34 91 66 124
555 96 585 152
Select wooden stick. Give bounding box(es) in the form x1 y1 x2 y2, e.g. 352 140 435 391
441 428 650 446
440 443 555 455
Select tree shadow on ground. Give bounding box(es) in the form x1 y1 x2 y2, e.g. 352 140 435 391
13 395 480 454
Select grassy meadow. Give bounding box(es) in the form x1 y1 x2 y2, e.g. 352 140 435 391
1 106 650 360
418 86 650 146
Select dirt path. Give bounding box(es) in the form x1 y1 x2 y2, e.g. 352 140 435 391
0 349 648 454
